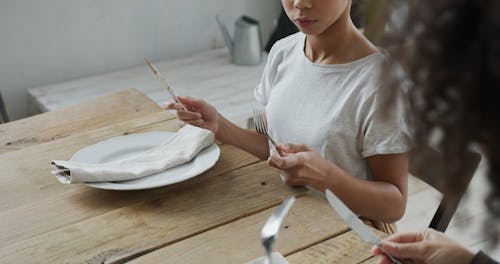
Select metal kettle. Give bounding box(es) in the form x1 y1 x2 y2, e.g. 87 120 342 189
216 15 263 65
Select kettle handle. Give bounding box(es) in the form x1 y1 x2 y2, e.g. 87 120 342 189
215 15 233 53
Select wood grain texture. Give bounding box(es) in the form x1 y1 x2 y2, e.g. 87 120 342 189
0 116 263 248
0 112 177 211
0 162 307 263
0 88 164 154
359 256 380 264
286 228 387 264
127 194 349 264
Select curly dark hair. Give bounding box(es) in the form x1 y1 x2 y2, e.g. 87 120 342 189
383 0 500 224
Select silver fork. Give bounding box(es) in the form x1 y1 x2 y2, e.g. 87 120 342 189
261 196 296 264
253 108 277 147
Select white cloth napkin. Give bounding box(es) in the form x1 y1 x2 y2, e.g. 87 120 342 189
51 125 215 184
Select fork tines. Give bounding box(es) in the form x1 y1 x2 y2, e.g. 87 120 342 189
253 108 277 146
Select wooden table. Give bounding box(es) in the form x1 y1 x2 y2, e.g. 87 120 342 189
28 49 265 128
0 89 384 263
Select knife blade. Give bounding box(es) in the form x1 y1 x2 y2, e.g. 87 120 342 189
144 58 187 111
325 189 402 264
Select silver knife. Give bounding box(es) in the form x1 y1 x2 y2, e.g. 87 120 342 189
325 190 402 264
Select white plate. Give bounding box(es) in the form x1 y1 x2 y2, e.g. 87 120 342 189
70 131 220 190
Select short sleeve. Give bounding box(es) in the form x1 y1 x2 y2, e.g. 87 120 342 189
361 88 413 157
254 39 283 106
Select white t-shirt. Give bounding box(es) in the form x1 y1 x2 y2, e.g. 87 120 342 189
255 33 411 180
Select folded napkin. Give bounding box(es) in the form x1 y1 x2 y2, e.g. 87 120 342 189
51 125 215 184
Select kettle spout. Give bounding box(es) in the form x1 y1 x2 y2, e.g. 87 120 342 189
216 15 233 53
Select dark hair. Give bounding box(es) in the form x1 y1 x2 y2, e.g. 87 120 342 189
384 0 500 232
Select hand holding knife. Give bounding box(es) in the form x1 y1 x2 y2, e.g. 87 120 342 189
144 58 187 111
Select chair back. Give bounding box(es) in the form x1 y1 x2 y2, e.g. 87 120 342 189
409 147 481 232
0 92 8 123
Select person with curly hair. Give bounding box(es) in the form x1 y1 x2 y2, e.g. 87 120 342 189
372 0 500 263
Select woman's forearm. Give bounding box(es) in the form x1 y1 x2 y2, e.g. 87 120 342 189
215 114 271 160
317 164 406 222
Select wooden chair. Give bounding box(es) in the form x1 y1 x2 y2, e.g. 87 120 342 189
409 147 482 232
0 91 8 123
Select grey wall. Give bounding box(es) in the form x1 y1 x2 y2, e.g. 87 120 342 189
0 0 282 120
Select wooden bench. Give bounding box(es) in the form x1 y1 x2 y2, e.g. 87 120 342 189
28 49 266 128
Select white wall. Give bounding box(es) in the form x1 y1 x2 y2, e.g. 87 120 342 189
0 0 282 120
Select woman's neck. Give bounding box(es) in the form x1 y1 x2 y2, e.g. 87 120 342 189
305 12 378 65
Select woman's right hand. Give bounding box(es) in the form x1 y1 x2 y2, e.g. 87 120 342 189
371 228 475 264
163 96 220 134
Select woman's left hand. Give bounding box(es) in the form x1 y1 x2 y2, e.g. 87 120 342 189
267 143 332 188
371 228 475 264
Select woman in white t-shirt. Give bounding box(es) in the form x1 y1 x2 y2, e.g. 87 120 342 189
165 0 411 233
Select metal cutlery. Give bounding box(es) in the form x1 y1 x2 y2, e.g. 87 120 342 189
144 58 187 111
261 196 296 264
253 108 277 148
325 190 402 264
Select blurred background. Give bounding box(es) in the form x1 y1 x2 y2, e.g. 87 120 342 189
0 0 282 121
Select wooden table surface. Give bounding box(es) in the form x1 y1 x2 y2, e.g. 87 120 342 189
0 89 384 263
